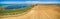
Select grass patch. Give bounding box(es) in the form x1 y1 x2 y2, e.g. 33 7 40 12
0 5 34 16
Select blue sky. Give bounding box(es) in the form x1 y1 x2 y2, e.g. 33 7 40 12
0 0 60 4
0 0 60 2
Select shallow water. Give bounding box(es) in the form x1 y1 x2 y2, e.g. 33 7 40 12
0 4 32 10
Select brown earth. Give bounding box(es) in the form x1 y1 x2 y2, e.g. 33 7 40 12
2 4 60 19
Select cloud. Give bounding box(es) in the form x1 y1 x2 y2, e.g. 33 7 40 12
0 1 59 4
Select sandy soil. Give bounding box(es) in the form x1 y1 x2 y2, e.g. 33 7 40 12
2 4 60 19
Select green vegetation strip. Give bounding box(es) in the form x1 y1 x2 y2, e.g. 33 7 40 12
0 5 34 16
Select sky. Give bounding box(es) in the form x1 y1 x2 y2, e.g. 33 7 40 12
0 0 60 2
0 0 60 4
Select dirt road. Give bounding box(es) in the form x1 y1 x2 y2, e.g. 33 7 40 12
2 4 60 19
